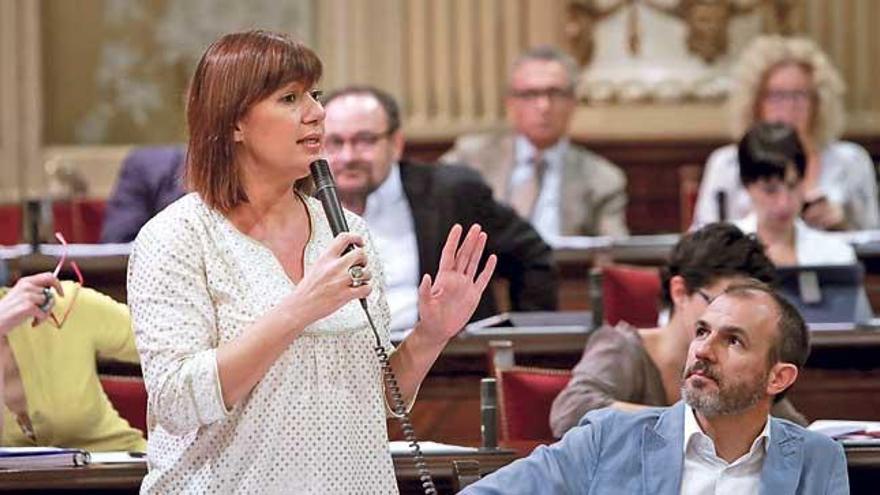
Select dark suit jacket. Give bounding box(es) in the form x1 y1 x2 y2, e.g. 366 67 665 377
100 146 187 243
399 160 558 321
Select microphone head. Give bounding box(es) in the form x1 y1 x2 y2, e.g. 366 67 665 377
310 159 334 190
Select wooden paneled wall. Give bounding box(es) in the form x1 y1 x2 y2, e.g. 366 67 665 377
1 0 880 210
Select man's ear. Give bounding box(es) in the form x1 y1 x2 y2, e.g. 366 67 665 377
766 362 798 398
390 130 405 162
669 275 689 309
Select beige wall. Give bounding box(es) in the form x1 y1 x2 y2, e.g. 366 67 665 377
1 0 879 204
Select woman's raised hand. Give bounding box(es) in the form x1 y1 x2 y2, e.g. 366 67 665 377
415 224 497 344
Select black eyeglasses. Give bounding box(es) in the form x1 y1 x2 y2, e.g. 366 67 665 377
509 87 574 102
696 289 715 304
324 131 392 154
762 89 814 106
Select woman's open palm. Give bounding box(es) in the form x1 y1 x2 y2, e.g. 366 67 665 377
416 224 497 343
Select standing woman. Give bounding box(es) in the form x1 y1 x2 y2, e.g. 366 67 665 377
128 30 496 494
693 35 879 231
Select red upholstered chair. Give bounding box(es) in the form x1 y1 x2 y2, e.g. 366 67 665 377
679 164 703 231
52 200 106 244
100 375 148 436
0 204 22 245
495 366 572 442
590 265 662 328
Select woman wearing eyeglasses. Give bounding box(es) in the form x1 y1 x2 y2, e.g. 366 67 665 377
0 272 146 452
693 35 878 231
127 30 495 494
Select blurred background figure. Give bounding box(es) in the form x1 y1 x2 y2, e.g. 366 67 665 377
0 272 145 452
694 35 878 231
733 122 855 266
441 45 628 239
323 86 558 332
100 147 186 243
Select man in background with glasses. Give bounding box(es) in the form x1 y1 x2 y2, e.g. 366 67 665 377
441 45 628 240
323 86 558 334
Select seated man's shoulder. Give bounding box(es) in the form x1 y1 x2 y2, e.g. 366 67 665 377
451 130 511 152
577 403 667 433
568 144 626 184
775 418 844 457
123 145 186 171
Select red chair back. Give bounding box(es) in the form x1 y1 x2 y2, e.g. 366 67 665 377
599 265 662 328
496 367 572 442
52 200 106 244
100 375 148 435
0 204 22 245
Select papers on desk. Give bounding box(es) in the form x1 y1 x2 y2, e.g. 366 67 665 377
90 452 147 464
0 447 90 470
809 420 880 444
389 441 478 455
546 235 613 250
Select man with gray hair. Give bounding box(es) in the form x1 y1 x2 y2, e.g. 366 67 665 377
442 45 628 238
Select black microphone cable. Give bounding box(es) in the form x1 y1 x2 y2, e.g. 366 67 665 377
310 160 437 495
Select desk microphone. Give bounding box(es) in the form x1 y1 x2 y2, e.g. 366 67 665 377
716 190 728 222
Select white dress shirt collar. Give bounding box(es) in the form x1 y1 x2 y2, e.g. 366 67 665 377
680 404 770 495
363 162 421 334
514 135 568 170
682 403 770 456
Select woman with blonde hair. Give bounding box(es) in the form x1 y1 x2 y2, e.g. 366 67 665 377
693 35 878 231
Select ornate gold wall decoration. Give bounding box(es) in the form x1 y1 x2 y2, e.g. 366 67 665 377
643 0 762 64
568 0 802 104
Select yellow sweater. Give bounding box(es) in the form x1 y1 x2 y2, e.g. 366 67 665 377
0 281 146 452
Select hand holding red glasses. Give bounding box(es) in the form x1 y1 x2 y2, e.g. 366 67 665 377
0 272 65 335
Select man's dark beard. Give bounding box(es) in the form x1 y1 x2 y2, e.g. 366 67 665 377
681 359 766 417
336 161 376 209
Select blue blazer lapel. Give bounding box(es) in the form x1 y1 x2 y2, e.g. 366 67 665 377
760 419 804 495
642 402 686 495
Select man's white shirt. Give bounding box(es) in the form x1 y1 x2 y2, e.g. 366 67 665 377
679 404 770 495
362 163 420 333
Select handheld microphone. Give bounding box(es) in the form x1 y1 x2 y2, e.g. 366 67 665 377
309 158 438 494
310 159 366 309
310 159 354 254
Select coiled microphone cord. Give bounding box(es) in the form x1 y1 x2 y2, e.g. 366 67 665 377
360 300 437 495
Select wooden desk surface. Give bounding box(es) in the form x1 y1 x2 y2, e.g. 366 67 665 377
1 445 874 492
0 449 518 494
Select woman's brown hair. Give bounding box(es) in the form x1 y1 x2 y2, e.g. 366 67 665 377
185 30 322 212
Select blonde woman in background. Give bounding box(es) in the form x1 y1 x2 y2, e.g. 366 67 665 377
693 35 879 231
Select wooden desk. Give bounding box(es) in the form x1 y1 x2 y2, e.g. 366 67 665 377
0 449 517 495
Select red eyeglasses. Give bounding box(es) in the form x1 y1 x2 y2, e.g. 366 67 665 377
49 232 82 329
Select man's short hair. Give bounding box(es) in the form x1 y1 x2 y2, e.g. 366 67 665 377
508 45 579 92
660 222 776 311
738 122 807 187
722 280 810 401
322 85 402 134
